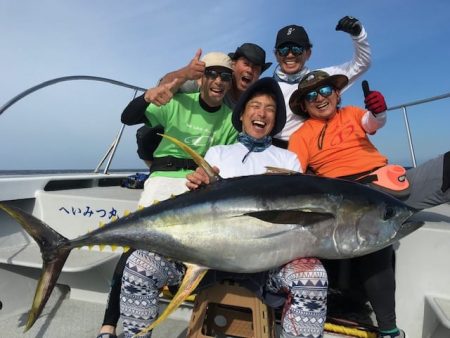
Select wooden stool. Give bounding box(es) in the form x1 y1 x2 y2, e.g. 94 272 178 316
187 281 274 338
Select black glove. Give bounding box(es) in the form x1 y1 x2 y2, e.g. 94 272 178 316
336 16 362 36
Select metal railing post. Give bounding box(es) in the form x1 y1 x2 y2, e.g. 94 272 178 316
386 92 450 168
94 142 114 173
102 124 126 174
401 106 417 168
94 89 141 174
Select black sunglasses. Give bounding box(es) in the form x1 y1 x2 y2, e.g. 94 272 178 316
276 45 305 57
204 69 233 82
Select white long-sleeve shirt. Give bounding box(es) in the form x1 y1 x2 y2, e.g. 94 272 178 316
274 26 372 141
204 142 302 178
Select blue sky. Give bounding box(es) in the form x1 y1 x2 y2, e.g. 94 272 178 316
0 0 449 170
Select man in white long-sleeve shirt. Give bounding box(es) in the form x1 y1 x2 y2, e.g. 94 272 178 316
186 77 328 338
272 16 372 147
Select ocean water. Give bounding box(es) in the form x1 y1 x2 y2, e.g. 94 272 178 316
0 169 146 176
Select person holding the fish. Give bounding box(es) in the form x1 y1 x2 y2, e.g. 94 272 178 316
186 77 328 338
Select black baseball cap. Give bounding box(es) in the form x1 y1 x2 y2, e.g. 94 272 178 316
228 43 272 73
275 25 312 48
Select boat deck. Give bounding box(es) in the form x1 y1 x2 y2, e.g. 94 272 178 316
0 285 191 338
0 291 356 338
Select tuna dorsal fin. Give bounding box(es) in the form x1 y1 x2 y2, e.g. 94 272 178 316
136 263 208 336
265 166 300 175
159 133 222 183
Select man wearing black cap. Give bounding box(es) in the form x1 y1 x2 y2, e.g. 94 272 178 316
186 78 328 338
158 43 272 109
226 42 272 107
272 16 372 148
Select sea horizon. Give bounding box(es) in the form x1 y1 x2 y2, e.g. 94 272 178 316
0 168 148 175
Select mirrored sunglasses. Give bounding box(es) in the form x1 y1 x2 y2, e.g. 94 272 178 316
304 85 334 102
204 69 233 82
276 45 305 57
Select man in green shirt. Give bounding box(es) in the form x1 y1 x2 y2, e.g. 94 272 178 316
118 52 238 337
138 51 237 205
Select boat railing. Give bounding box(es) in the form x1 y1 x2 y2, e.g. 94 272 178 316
1 76 449 172
0 76 146 174
386 92 450 168
92 88 142 174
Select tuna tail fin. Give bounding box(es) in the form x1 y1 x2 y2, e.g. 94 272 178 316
158 133 222 183
0 203 71 331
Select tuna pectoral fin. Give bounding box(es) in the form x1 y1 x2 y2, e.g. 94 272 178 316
0 203 71 331
136 263 207 337
246 210 334 226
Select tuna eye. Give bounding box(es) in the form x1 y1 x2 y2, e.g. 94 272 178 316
383 207 395 220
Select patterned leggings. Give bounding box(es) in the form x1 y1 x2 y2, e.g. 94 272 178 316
120 250 327 338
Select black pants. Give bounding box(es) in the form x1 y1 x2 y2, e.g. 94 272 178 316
355 246 396 331
324 245 396 331
102 249 135 326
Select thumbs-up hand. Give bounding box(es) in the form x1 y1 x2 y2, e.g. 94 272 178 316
144 78 178 106
185 48 206 80
362 80 387 114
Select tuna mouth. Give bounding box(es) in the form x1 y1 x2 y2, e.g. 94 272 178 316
397 218 424 238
